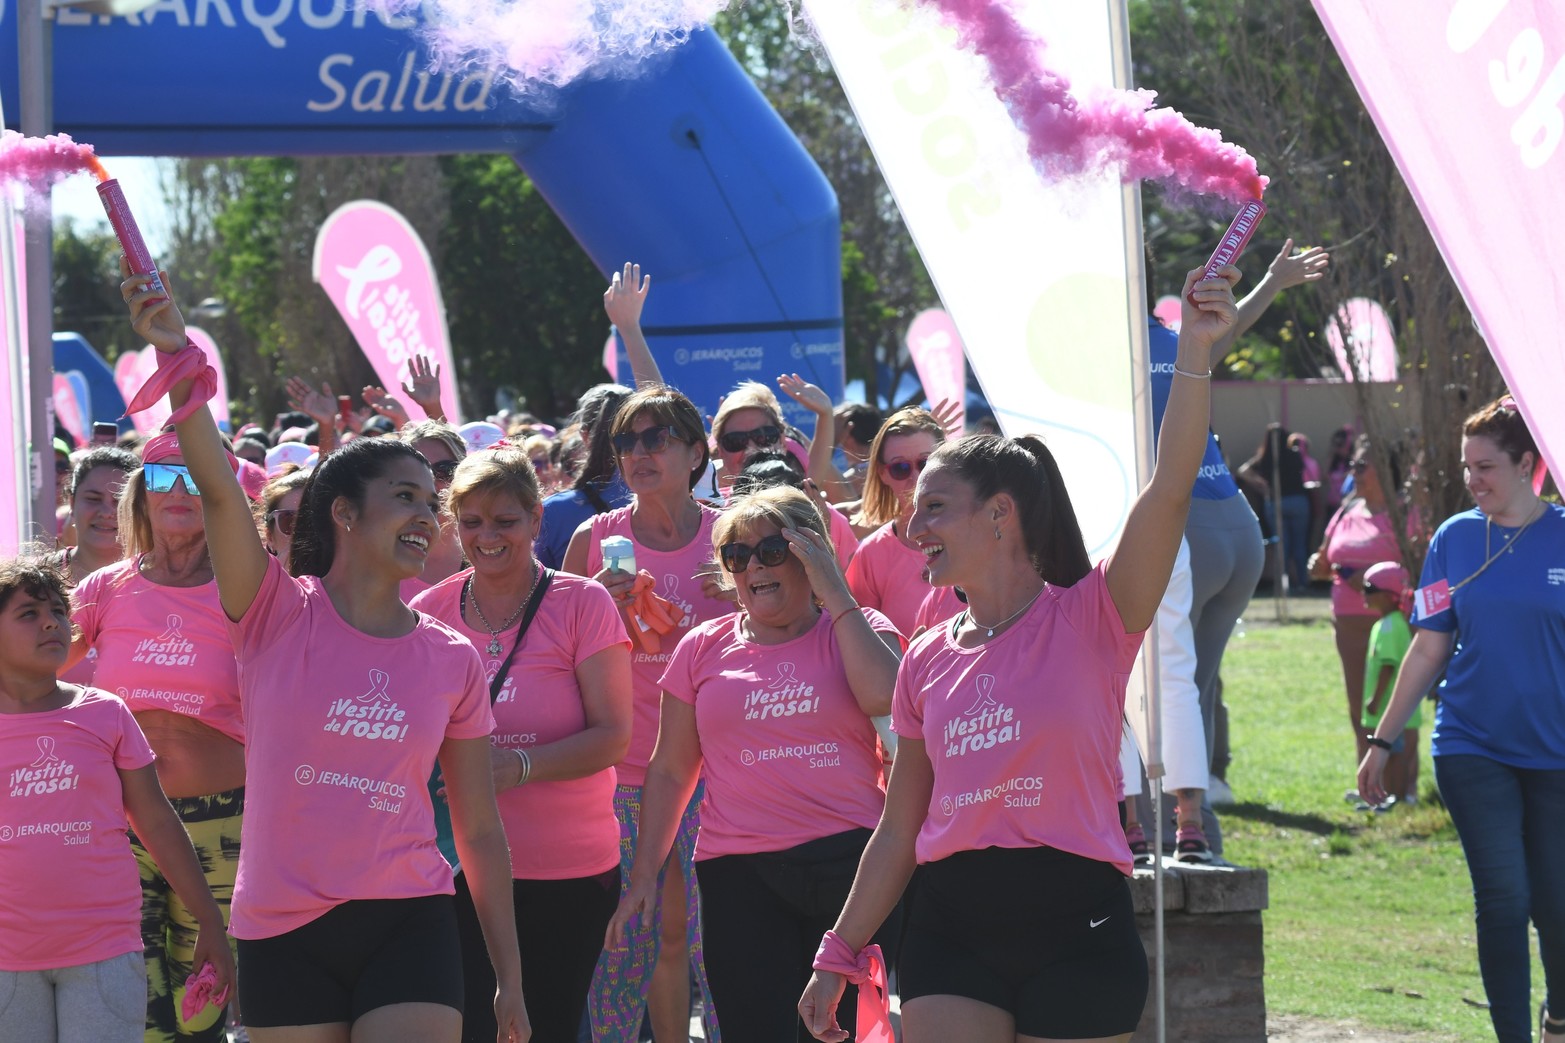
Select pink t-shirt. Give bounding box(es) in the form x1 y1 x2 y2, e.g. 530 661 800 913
846 522 930 637
1323 500 1400 618
913 587 967 636
399 575 433 604
585 504 735 788
824 504 858 569
72 559 245 744
0 688 155 970
227 555 494 939
411 570 630 880
891 564 1141 873
659 609 895 859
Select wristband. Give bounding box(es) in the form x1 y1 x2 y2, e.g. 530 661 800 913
1365 735 1393 752
812 931 893 1043
830 605 869 630
123 340 218 425
1173 363 1212 379
514 747 531 786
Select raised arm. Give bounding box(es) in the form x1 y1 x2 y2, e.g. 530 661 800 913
785 526 901 716
401 354 447 422
1105 266 1239 632
123 263 268 622
1359 627 1454 804
1223 237 1329 347
604 263 662 388
285 375 339 457
777 374 843 493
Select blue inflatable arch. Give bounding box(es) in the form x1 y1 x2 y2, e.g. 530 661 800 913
1 8 845 423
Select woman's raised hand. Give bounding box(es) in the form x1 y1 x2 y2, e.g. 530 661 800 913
1267 238 1330 290
1179 265 1240 352
604 262 651 330
120 258 186 353
401 354 444 416
286 377 337 427
778 373 832 417
785 527 852 611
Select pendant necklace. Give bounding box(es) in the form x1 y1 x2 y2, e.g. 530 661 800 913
467 561 539 656
965 584 1046 638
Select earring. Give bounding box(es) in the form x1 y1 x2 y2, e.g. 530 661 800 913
344 524 352 533
994 528 1002 541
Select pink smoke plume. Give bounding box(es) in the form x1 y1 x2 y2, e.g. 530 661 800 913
916 0 1267 203
0 132 110 198
382 0 733 92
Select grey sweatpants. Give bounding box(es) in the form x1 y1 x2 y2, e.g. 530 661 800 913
1185 493 1265 852
0 951 145 1043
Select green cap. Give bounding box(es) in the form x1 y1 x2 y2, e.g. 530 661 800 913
53 437 72 458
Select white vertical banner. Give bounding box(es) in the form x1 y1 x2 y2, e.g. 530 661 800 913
0 86 33 556
805 0 1148 559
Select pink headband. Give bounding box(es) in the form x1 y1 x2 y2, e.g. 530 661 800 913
141 430 241 475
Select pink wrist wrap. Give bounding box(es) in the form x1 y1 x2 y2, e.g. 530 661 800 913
123 339 217 424
812 931 894 1043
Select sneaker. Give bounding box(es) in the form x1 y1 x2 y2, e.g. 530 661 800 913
1174 824 1215 864
1125 824 1154 867
1344 789 1362 804
1208 775 1236 806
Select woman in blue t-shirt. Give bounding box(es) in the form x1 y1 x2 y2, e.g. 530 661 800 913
1358 395 1565 1043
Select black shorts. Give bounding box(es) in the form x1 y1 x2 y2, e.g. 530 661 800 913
236 894 464 1028
899 846 1147 1038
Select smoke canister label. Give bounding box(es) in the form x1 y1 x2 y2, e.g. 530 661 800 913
1197 199 1267 289
97 179 168 296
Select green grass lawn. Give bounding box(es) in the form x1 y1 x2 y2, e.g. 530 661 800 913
1217 604 1547 1040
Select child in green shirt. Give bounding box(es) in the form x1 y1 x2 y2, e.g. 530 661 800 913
1361 561 1418 808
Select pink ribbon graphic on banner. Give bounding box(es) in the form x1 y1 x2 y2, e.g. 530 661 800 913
905 309 967 434
312 201 462 424
1311 0 1565 479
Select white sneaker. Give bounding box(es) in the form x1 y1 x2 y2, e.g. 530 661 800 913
1208 775 1236 806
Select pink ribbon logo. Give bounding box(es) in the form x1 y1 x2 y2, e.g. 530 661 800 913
770 662 802 690
31 736 61 767
337 245 402 320
963 674 1000 717
156 614 185 643
357 669 393 704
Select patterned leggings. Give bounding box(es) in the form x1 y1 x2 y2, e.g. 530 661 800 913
588 783 720 1042
130 787 242 1043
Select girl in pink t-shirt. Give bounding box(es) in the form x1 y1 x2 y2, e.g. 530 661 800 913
412 448 633 1043
607 487 903 1041
121 265 524 1043
0 557 233 1043
54 446 137 689
845 407 947 635
801 265 1239 1043
563 386 728 1043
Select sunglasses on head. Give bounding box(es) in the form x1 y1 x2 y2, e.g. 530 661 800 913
613 426 683 456
883 455 931 482
268 508 298 537
144 462 201 496
719 533 791 573
430 459 459 483
718 425 782 455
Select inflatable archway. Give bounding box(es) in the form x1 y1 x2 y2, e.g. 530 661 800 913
1 8 845 424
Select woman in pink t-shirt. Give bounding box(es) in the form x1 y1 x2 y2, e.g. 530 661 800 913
412 448 633 1043
800 266 1238 1043
122 265 524 1043
0 556 233 1043
53 446 137 689
63 429 246 1043
607 487 903 1042
844 408 947 635
1308 435 1405 771
397 421 469 602
563 385 729 1043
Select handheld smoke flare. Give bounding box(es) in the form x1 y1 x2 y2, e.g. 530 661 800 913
97 179 167 298
1192 199 1267 301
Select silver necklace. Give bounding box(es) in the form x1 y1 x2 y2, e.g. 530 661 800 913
467 561 540 656
965 585 1046 638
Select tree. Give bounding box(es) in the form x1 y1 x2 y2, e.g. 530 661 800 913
712 6 941 407
1130 0 1506 573
53 219 136 361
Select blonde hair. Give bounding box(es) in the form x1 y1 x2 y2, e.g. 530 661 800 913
711 381 784 441
398 420 467 461
859 407 946 529
116 468 157 558
710 486 828 591
445 448 543 518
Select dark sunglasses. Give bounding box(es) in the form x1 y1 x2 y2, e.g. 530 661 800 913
613 426 683 456
267 508 298 537
144 462 201 496
719 534 791 573
430 459 459 483
718 425 782 455
883 455 931 482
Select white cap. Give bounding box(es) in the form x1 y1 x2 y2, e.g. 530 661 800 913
265 442 315 477
459 421 506 457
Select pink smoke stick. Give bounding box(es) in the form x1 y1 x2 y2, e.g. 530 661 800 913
915 0 1267 204
1191 199 1267 300
97 180 168 295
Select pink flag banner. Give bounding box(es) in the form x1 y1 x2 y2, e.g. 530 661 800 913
53 372 88 447
114 347 165 436
603 333 619 383
186 327 232 431
1324 297 1398 382
905 309 967 434
1312 0 1565 478
312 201 462 424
